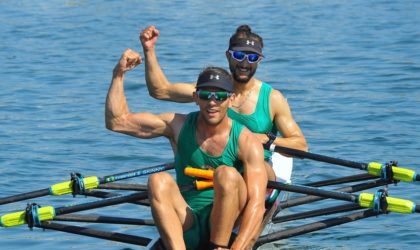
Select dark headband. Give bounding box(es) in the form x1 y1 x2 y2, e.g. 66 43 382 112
229 38 263 56
196 70 233 92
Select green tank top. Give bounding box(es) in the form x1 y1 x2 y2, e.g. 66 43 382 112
228 82 278 160
175 112 244 210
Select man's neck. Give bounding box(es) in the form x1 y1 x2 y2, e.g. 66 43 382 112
197 116 230 136
234 77 259 94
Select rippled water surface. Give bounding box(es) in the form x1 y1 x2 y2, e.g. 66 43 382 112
0 1 419 249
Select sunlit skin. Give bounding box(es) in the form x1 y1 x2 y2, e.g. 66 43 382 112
139 25 308 248
227 51 259 84
105 49 267 249
139 25 307 154
193 87 235 127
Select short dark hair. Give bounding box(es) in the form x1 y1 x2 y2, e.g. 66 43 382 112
229 25 264 49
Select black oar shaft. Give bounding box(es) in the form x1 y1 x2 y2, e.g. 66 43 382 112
85 190 150 206
0 188 50 205
99 163 174 183
274 146 368 170
304 173 376 187
83 190 150 206
54 214 154 226
38 221 152 246
55 184 194 216
0 163 173 206
255 209 378 248
55 191 149 215
268 181 358 203
97 183 148 191
278 179 390 209
273 203 361 223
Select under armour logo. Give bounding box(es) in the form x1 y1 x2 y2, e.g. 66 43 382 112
246 40 255 46
210 74 220 80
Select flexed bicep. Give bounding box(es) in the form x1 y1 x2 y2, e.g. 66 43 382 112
111 112 183 140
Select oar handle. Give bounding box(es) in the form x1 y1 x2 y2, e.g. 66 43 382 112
184 167 214 180
184 168 214 190
195 180 213 190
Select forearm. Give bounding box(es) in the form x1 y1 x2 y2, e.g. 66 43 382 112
270 90 309 152
273 135 308 152
231 199 265 249
144 49 194 102
144 48 171 99
105 68 129 130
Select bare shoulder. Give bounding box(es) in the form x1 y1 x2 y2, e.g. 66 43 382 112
160 113 187 141
269 88 288 105
172 113 188 124
157 112 185 120
158 113 187 127
238 126 255 142
269 87 292 115
237 126 263 159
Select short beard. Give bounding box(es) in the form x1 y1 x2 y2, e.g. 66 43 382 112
229 64 257 84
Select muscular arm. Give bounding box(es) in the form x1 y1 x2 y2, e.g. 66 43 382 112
105 49 184 141
270 89 308 151
232 129 267 249
140 25 195 102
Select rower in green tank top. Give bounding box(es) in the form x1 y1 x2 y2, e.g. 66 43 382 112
106 58 268 249
140 24 308 185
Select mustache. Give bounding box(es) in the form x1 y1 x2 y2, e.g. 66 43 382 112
230 65 257 83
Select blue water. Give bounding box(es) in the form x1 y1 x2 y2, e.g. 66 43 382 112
0 1 419 249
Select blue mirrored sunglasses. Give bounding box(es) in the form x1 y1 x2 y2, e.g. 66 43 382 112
228 50 262 63
197 90 233 101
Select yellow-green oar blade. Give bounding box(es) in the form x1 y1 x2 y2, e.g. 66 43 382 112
272 145 419 183
0 206 55 227
267 180 419 214
367 162 418 182
0 162 174 205
358 193 417 214
49 176 99 196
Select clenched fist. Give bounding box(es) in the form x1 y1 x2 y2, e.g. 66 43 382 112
140 25 160 51
114 48 142 75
